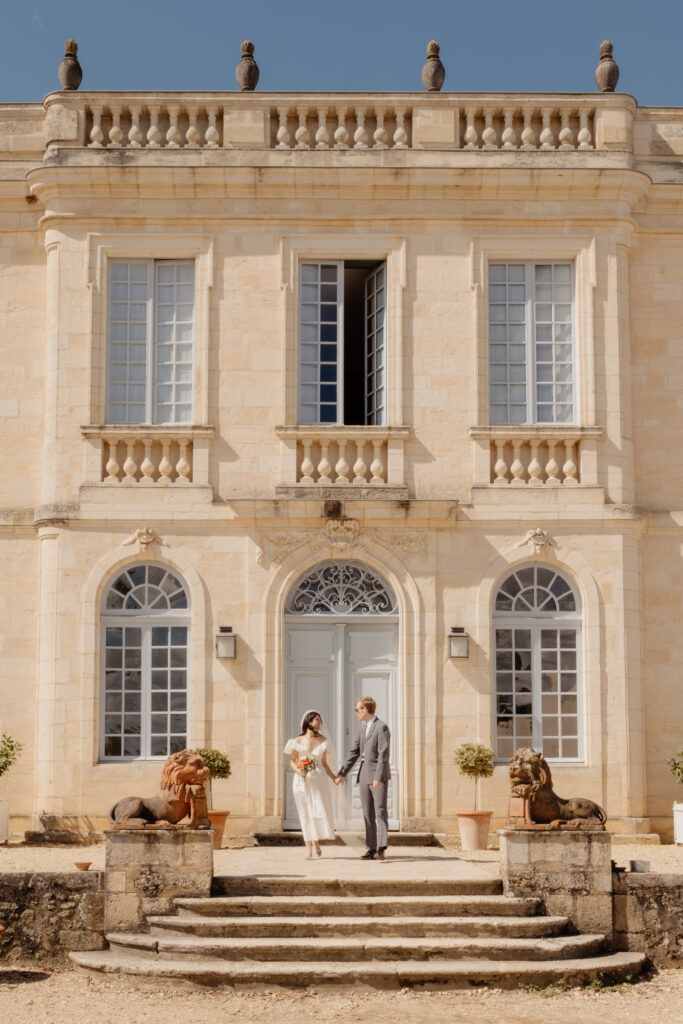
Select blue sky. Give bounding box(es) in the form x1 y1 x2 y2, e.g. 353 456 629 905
1 0 680 105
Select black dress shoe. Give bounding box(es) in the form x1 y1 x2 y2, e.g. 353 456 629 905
360 850 376 860
376 847 386 860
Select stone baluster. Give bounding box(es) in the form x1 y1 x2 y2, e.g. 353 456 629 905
493 440 509 485
166 105 181 148
317 441 332 485
128 106 143 148
501 109 516 150
147 105 162 148
510 441 525 486
464 107 478 149
315 107 329 149
89 106 104 147
334 107 349 149
300 440 315 484
527 441 543 486
482 110 498 150
175 441 190 484
520 107 536 150
276 107 291 149
186 106 201 148
558 108 575 150
392 107 408 149
335 441 350 484
205 108 220 149
370 441 384 484
140 440 156 485
577 109 593 150
353 440 368 484
354 107 369 149
373 108 388 149
104 439 120 484
562 439 578 485
545 440 561 486
122 441 138 485
108 106 124 148
295 107 310 149
158 441 173 485
540 107 555 150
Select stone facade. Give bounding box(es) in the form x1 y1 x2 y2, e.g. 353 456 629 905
0 88 682 839
0 872 104 960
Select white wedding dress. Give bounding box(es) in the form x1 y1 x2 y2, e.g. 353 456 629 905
284 739 336 842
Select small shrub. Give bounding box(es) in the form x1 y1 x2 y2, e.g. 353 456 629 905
666 751 683 786
197 748 232 780
0 734 23 780
454 742 494 811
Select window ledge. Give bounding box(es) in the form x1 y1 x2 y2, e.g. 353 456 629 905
469 425 603 441
276 425 410 439
81 424 215 439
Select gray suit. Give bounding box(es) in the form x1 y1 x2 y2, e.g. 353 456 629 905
339 717 391 852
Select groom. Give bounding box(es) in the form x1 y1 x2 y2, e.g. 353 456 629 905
335 697 390 860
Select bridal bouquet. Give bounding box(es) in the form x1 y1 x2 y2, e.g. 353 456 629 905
296 755 316 780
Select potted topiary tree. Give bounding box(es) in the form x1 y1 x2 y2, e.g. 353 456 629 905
454 742 495 851
0 734 24 844
666 750 683 845
197 747 231 849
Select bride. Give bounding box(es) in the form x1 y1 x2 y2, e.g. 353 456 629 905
284 710 338 859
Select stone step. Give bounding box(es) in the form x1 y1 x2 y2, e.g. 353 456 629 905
70 950 647 989
106 931 605 963
147 913 570 940
211 876 502 897
175 894 541 918
254 831 439 847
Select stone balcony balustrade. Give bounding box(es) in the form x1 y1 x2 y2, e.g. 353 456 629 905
80 425 214 488
275 426 410 498
42 91 640 157
469 426 604 488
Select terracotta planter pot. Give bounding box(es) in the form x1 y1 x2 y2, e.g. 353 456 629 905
208 810 229 850
456 811 492 851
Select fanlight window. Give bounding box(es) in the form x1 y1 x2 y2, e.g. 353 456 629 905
494 565 577 615
286 562 397 615
104 564 188 612
493 565 582 762
100 563 190 761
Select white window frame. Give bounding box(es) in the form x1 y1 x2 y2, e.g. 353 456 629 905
86 234 214 427
470 236 597 429
488 261 576 426
99 564 191 762
492 565 584 765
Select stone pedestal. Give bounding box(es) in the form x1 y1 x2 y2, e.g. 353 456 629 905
499 829 613 938
104 829 213 931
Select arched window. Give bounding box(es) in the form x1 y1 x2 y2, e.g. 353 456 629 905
100 564 190 760
493 564 582 762
285 561 397 615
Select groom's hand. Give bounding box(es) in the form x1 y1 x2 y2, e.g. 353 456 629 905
372 781 383 789
334 775 344 786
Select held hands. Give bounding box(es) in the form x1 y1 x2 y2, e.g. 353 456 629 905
334 775 344 786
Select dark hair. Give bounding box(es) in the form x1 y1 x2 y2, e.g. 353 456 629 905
300 710 322 735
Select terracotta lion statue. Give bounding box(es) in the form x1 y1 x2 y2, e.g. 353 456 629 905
109 749 211 829
508 747 606 830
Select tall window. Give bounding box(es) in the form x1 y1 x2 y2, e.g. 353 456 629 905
107 259 194 424
493 565 582 762
489 262 574 425
298 260 385 425
100 564 190 760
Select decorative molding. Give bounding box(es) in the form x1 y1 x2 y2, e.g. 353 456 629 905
515 528 556 556
372 531 427 556
121 526 165 553
324 518 360 549
256 533 306 566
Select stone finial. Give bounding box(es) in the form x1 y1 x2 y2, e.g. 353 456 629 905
421 39 445 92
235 39 259 91
58 38 83 91
595 39 619 92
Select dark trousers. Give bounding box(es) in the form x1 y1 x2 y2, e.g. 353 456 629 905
359 779 389 851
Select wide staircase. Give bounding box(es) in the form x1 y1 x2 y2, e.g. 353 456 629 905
70 876 645 988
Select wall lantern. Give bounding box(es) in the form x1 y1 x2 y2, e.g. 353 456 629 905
449 627 469 659
215 626 236 659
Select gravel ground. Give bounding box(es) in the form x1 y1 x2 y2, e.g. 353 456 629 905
0 965 681 1024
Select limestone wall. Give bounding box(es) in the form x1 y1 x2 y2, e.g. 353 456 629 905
0 872 104 961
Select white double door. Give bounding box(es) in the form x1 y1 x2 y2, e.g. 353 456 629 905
284 619 399 830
